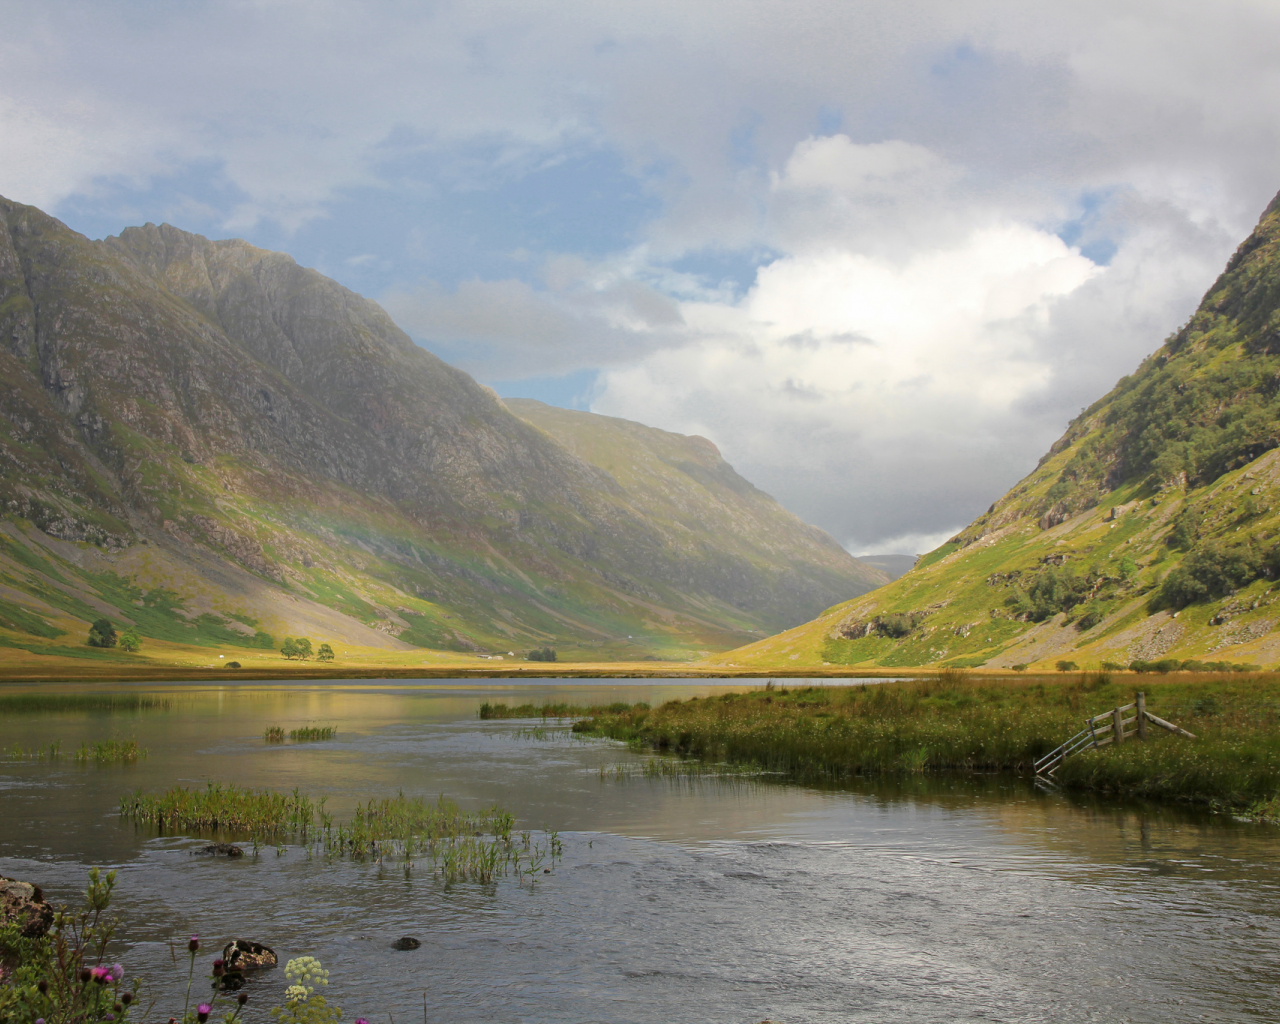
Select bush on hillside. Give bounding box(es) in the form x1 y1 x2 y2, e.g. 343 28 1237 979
86 617 117 647
1154 542 1261 609
527 647 557 662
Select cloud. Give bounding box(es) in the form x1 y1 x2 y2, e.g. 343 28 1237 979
4 0 1280 552
593 185 1101 549
380 255 687 378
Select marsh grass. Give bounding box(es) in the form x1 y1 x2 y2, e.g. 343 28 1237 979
287 726 335 741
479 700 646 720
74 739 145 764
6 740 62 760
573 674 1280 813
119 786 556 884
264 726 285 742
0 693 170 714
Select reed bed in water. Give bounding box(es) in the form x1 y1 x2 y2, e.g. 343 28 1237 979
479 700 646 720
573 673 1280 814
118 786 551 882
0 693 170 713
288 725 336 741
74 738 145 763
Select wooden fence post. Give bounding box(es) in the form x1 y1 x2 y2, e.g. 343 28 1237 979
1136 692 1146 740
1113 706 1125 744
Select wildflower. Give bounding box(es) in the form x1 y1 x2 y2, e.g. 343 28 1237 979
34 1019 44 1024
79 968 92 983
111 964 124 981
356 1018 370 1023
197 1002 212 1022
212 959 225 977
238 993 249 1006
188 935 200 952
121 992 133 1005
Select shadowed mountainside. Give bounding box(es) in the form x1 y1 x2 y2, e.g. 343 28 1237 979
0 198 885 663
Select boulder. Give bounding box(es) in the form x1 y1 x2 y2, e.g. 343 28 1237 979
0 877 54 938
222 939 277 972
392 936 421 950
193 843 244 858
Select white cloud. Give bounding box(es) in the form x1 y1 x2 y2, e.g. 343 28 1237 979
593 180 1101 549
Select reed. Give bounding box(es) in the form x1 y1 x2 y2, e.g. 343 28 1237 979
6 740 62 760
74 739 145 763
0 693 170 713
288 726 336 741
479 700 645 720
118 785 556 883
264 726 285 742
573 674 1280 813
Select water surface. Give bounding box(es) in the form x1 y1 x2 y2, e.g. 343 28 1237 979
1 679 1278 1023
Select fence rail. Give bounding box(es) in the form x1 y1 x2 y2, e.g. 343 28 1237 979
1034 692 1196 777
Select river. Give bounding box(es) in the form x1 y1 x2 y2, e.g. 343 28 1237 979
1 679 1278 1023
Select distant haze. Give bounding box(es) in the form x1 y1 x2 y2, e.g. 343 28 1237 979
3 2 1279 551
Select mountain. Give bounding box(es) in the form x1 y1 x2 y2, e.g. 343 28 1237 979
0 196 885 665
853 555 917 582
714 189 1280 672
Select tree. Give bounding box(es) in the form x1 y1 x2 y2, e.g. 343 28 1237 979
280 637 300 659
119 628 142 653
87 618 117 648
316 643 334 662
527 646 556 662
295 638 313 660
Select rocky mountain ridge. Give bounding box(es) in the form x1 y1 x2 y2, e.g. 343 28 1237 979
0 197 885 663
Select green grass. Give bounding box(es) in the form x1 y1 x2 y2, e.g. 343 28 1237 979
74 739 145 763
0 693 170 713
478 700 645 719
0 597 64 638
288 725 336 741
572 674 1280 813
117 785 550 882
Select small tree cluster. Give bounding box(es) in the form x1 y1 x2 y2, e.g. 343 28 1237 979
316 643 334 662
86 618 117 648
280 638 313 660
526 647 557 662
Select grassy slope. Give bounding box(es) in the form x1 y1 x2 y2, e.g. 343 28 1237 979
711 190 1280 672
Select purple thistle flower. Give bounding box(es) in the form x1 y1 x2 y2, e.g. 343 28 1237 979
197 1002 211 1023
188 934 200 953
111 963 124 981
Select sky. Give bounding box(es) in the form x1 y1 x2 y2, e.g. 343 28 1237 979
3 1 1280 556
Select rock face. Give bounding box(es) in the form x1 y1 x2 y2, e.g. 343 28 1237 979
0 196 886 659
0 877 54 938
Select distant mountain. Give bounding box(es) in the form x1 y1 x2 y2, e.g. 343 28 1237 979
715 189 1280 671
0 197 885 662
853 555 917 582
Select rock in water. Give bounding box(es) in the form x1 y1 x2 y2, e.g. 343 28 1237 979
194 843 244 857
0 877 54 937
392 936 421 950
222 939 278 971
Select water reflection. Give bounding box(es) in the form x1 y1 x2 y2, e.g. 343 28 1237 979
1 679 1278 1023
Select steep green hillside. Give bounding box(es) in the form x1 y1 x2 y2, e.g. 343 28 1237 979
713 189 1280 672
0 199 882 664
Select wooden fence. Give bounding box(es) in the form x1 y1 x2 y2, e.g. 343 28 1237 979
1034 692 1196 777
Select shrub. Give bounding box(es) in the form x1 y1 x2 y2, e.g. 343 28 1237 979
1011 663 1028 672
119 628 142 653
1055 660 1079 672
527 647 557 662
1155 541 1261 609
86 618 117 648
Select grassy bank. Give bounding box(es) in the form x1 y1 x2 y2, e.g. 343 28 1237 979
571 673 1280 816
